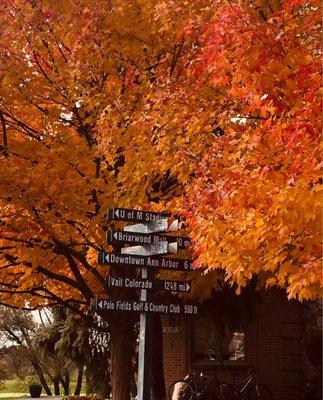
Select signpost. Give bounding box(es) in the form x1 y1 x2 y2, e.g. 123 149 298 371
93 208 197 400
138 266 153 400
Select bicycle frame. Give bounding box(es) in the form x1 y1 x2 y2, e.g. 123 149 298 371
189 371 221 398
232 373 255 396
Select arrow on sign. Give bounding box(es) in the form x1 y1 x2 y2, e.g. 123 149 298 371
156 280 191 293
121 242 178 256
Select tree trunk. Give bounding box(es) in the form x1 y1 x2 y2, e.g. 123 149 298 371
60 372 70 395
53 375 60 396
152 315 166 400
74 365 84 395
85 366 93 395
110 315 132 400
31 361 52 396
84 355 111 397
65 373 70 395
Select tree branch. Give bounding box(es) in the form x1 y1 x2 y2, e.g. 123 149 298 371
0 111 8 156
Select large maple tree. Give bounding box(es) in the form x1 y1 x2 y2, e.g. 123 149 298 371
0 0 321 398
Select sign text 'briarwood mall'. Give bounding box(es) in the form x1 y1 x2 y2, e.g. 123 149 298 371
108 208 169 223
107 276 191 293
91 298 198 315
107 230 191 249
99 251 193 271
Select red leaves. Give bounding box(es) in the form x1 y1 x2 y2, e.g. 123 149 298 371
166 0 323 300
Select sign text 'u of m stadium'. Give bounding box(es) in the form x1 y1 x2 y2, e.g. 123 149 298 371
107 230 191 249
90 298 198 315
98 251 193 271
108 208 170 223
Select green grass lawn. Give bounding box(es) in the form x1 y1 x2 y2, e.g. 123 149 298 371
0 380 29 398
0 379 85 399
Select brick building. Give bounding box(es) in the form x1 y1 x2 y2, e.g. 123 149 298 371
161 289 304 400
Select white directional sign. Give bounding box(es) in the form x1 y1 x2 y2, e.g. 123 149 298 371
107 230 191 249
121 242 178 256
107 276 191 293
98 251 194 271
108 208 170 223
90 298 198 315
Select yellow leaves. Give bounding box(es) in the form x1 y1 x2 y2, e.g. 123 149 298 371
265 277 277 289
295 287 313 301
1 72 17 88
86 247 99 266
285 258 323 300
182 139 322 298
255 216 264 228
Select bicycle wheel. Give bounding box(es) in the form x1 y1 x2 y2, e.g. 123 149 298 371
213 382 236 400
169 380 194 400
246 384 272 400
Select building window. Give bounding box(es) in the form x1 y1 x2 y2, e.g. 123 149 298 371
192 316 245 362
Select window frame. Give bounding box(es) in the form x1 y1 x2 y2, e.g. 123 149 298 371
189 315 249 367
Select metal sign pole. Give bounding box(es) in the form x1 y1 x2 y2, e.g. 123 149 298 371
137 266 154 400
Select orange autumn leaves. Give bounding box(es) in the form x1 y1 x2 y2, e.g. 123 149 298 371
0 0 321 309
162 0 322 299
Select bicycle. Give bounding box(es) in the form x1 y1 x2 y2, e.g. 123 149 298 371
169 369 234 400
228 368 272 400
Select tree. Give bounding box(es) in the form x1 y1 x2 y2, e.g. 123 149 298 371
0 344 33 381
49 307 111 397
0 307 53 394
35 307 86 396
0 0 321 398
